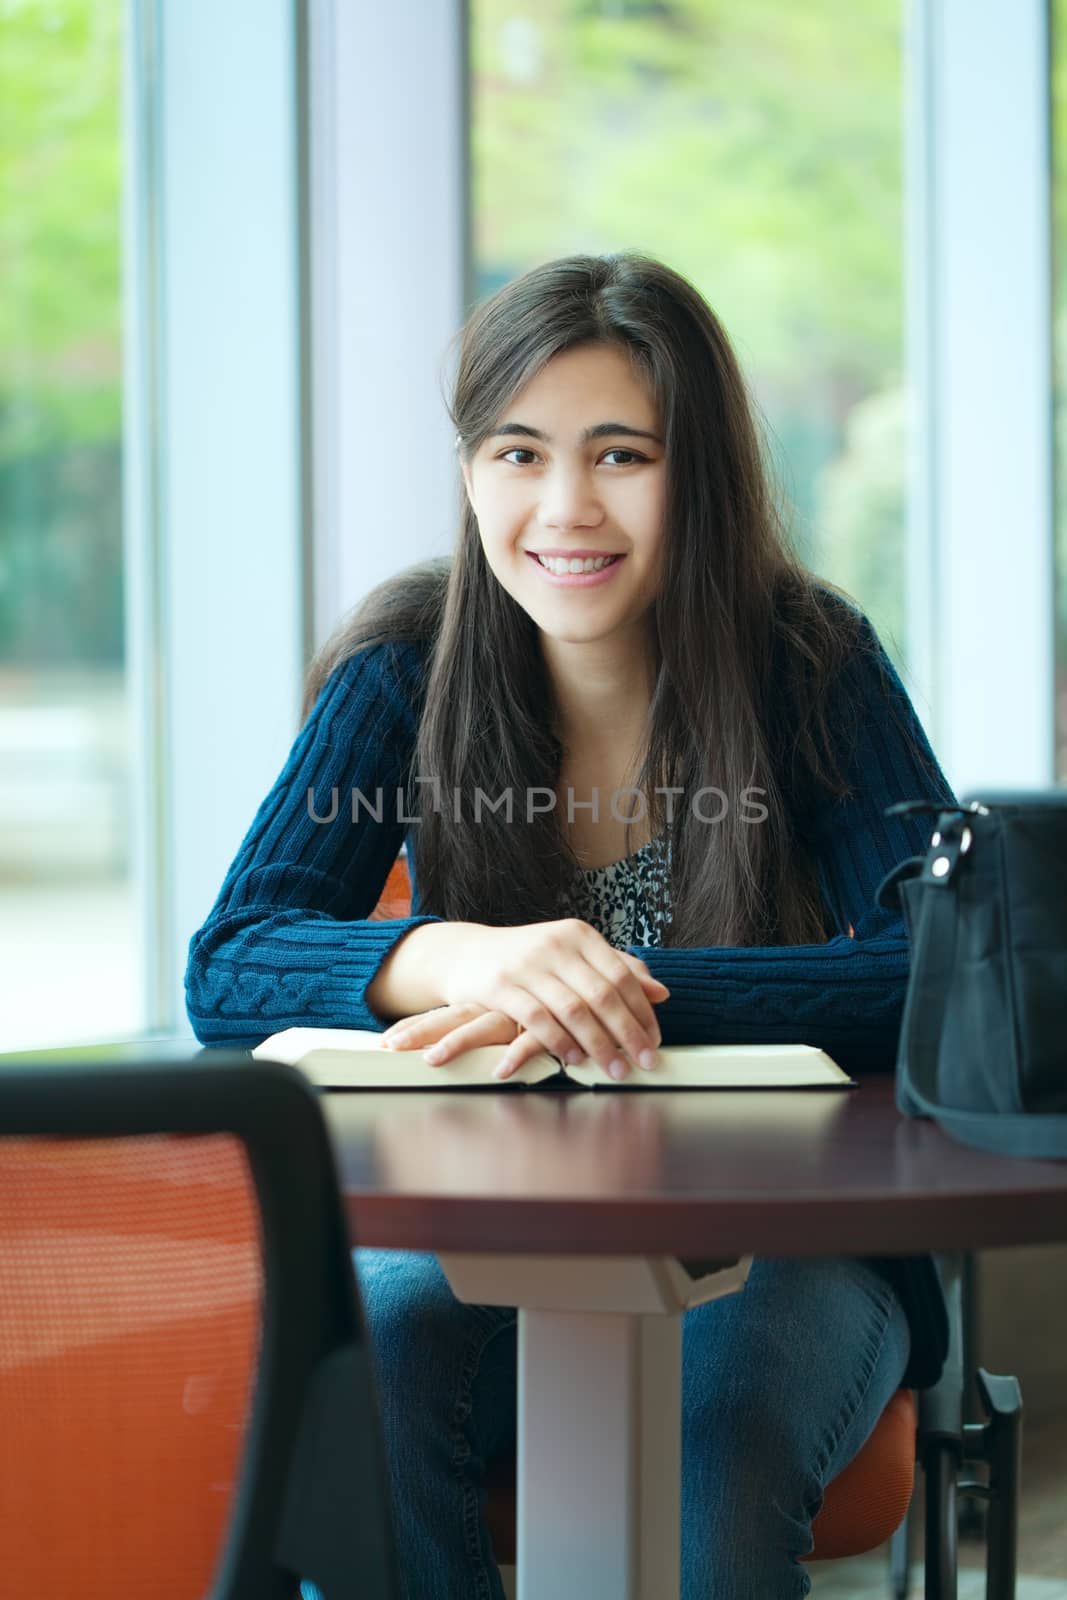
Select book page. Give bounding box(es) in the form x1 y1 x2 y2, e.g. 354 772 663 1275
251 1026 563 1088
252 1029 853 1090
560 1042 852 1089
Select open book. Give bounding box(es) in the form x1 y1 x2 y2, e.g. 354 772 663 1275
252 1027 855 1090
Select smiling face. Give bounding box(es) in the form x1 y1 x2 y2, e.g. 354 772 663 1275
460 341 666 649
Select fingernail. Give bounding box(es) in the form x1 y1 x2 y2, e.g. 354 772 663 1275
423 1046 445 1063
608 1058 628 1080
386 1032 409 1047
638 1048 656 1070
566 1048 584 1066
493 1063 511 1079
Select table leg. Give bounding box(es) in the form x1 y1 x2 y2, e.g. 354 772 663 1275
437 1251 737 1600
516 1306 682 1600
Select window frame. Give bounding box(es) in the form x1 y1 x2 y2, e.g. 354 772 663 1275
124 0 1058 1034
906 0 1055 793
125 0 308 1032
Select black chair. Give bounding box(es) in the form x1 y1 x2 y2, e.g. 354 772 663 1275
887 1252 1023 1599
0 1050 398 1599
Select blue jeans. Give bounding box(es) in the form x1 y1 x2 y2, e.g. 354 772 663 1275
319 1248 910 1600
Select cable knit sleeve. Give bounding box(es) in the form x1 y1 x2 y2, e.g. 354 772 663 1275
631 614 956 1071
184 641 443 1046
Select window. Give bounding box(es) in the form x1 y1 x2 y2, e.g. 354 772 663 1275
470 0 908 657
1054 0 1067 780
0 0 140 1046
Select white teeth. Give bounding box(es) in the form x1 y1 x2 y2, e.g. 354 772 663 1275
536 554 618 574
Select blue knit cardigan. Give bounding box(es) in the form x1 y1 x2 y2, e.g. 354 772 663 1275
185 612 955 1388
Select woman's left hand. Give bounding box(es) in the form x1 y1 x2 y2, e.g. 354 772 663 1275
379 1002 548 1075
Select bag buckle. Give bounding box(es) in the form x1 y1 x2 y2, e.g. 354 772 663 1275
926 818 973 885
884 798 986 886
883 800 985 889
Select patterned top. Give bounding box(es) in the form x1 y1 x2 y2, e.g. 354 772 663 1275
559 833 672 949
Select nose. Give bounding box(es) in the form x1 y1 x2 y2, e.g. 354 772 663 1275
535 463 604 531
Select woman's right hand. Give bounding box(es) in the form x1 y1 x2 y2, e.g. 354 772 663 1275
438 918 670 1080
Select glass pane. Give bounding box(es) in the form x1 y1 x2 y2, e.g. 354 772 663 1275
1054 0 1067 781
0 0 140 1046
470 0 907 660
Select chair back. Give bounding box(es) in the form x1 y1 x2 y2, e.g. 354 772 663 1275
0 1051 398 1599
2 1132 260 1593
369 854 413 919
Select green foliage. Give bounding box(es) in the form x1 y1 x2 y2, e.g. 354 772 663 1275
472 0 902 380
5 0 1064 713
814 383 906 663
0 0 123 666
471 0 905 643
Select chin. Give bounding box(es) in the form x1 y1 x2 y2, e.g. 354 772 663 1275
537 619 620 645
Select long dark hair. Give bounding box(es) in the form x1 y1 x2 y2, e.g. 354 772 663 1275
303 252 871 947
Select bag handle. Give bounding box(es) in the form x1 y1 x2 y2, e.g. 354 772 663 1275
895 878 956 1118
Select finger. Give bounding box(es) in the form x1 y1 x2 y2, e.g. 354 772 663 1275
422 1010 521 1065
381 1004 484 1049
524 970 631 1078
473 964 661 1077
490 973 654 1080
621 953 670 996
380 1011 439 1045
587 946 665 1047
465 944 667 1076
493 1029 552 1081
487 971 629 1080
550 960 659 1075
484 979 591 1067
557 952 663 1075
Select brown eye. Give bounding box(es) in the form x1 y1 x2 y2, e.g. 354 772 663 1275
601 449 646 466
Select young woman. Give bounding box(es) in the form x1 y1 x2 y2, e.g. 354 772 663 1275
187 252 954 1598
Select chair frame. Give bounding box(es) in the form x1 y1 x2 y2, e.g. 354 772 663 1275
889 1251 1023 1600
0 1051 399 1599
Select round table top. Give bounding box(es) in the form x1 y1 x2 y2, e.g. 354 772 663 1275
322 1075 1067 1257
5 1037 1067 1258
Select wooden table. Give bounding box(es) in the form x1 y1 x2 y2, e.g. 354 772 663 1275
11 1039 1067 1598
318 1074 1067 1600
323 1075 1067 1256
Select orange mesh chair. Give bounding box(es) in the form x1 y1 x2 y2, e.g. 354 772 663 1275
368 853 419 921
0 1051 399 1600
482 1395 917 1574
370 853 1023 1597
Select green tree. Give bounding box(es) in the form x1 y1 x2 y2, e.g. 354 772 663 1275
471 0 905 643
0 0 123 666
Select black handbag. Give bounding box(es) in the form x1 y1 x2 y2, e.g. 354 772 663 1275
877 790 1067 1158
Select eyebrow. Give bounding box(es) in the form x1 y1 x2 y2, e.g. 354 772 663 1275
489 421 664 446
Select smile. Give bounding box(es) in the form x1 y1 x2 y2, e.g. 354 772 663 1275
526 552 626 586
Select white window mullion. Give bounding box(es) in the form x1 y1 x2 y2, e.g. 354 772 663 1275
128 0 308 1031
310 0 468 638
908 0 1055 794
123 0 165 1030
